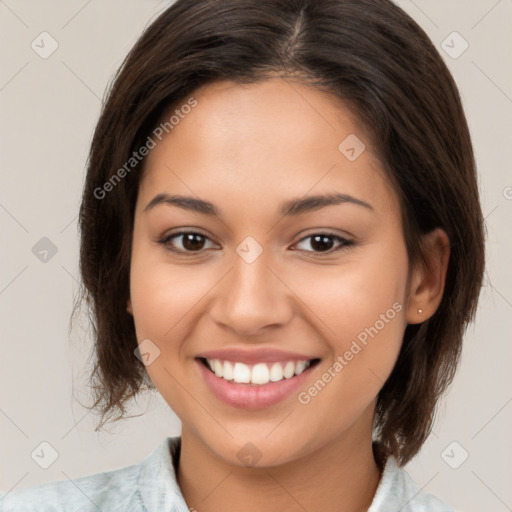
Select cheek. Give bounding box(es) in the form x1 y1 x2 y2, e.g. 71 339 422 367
129 257 207 340
301 245 408 336
297 239 409 391
128 251 208 410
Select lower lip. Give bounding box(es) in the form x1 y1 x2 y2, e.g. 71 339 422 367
196 359 317 410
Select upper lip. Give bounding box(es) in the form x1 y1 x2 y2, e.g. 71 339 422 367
196 348 320 365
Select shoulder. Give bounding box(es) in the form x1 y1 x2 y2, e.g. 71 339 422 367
0 437 182 512
0 462 142 512
369 457 455 512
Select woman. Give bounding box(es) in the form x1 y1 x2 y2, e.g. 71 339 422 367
0 0 485 510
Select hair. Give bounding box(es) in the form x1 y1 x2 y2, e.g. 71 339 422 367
73 0 485 465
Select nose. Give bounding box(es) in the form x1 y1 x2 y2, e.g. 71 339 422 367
208 247 294 338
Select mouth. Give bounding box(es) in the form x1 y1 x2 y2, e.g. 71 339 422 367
196 357 321 386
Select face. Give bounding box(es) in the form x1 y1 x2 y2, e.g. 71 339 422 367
127 78 415 467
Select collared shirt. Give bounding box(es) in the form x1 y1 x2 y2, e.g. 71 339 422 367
0 436 454 511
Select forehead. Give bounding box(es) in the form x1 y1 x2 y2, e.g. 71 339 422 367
138 78 398 220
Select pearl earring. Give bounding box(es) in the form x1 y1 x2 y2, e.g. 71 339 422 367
418 308 423 315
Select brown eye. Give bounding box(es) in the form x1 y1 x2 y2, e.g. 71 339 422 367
180 233 206 251
294 233 354 254
158 231 217 253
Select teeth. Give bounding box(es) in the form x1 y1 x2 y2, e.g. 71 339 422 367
233 362 251 383
205 358 313 385
213 359 223 377
223 360 234 380
269 362 284 382
251 363 270 385
295 360 307 375
283 361 295 378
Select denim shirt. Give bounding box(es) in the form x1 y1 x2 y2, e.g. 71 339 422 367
1 436 454 511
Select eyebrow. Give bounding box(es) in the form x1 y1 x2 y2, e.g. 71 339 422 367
143 192 374 217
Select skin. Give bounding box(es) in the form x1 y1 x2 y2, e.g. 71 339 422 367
126 78 450 512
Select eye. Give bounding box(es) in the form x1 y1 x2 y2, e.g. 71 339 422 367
293 233 355 254
157 231 355 256
157 231 218 253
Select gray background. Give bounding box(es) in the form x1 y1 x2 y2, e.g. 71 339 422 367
1 1 511 510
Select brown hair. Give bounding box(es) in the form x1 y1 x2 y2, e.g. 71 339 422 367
74 0 485 465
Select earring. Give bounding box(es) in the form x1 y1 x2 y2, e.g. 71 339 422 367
418 308 423 315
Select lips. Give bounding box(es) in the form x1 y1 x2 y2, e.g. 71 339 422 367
194 347 321 409
197 358 319 409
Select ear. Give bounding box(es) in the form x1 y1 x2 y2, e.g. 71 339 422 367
406 228 450 324
126 298 133 315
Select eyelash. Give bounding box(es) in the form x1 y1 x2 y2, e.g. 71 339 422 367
157 231 355 256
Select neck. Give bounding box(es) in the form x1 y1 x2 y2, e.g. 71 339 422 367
176 417 381 512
